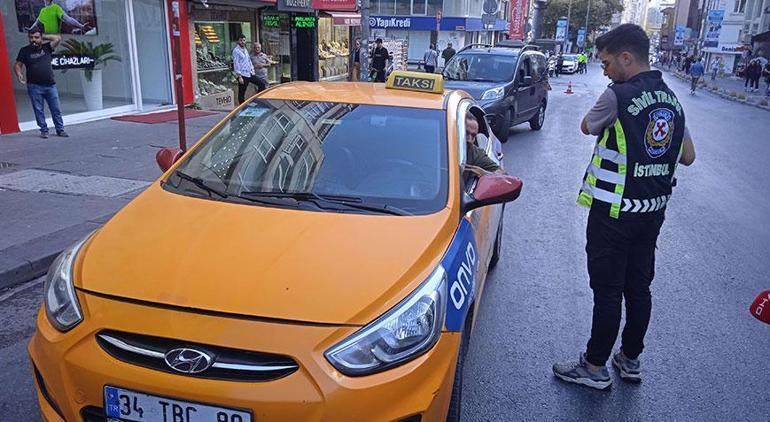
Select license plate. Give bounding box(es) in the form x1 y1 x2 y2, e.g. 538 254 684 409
104 386 252 422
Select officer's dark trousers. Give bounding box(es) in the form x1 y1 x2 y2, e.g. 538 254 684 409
584 211 665 367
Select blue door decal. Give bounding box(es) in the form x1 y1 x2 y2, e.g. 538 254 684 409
442 219 478 331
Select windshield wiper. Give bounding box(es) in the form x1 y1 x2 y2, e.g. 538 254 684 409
240 191 413 216
174 170 228 198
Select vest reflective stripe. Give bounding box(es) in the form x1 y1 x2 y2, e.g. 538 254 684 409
621 194 670 213
578 119 628 218
596 145 625 165
581 181 623 204
588 165 626 185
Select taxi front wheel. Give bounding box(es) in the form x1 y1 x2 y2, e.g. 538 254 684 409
447 315 473 421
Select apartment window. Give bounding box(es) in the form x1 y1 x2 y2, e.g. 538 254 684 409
396 0 411 14
734 0 747 13
427 0 442 15
412 0 427 14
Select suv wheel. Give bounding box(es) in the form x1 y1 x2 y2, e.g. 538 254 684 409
493 109 511 143
529 102 546 130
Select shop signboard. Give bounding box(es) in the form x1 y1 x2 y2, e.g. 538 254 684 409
278 0 313 13
555 19 567 42
674 24 685 46
368 16 437 30
199 89 234 111
508 0 527 40
262 15 283 28
51 54 95 70
703 9 724 48
15 0 98 35
312 0 357 11
292 15 317 28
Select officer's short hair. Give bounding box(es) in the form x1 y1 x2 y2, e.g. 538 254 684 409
595 23 649 64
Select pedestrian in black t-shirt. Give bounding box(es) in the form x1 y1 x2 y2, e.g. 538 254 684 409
442 43 456 65
370 38 389 82
14 30 67 138
351 39 361 81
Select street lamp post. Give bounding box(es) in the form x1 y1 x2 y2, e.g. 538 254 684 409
565 0 572 52
359 0 370 81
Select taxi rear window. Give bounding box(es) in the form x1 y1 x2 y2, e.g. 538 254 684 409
167 100 449 215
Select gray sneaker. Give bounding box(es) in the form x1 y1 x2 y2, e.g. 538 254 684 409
553 353 612 390
612 351 641 382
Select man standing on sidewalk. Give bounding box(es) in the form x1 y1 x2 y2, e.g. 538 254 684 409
689 57 704 94
553 23 696 390
233 35 258 104
14 30 68 139
423 44 438 73
442 42 456 66
249 42 271 93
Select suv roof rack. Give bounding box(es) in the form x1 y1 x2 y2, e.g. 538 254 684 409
457 43 494 53
495 40 541 52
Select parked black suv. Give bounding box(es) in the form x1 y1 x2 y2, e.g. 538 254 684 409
443 43 549 142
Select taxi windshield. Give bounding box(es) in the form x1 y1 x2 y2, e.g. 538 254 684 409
443 53 518 82
166 100 449 215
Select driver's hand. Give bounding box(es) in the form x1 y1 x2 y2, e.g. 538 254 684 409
463 165 488 178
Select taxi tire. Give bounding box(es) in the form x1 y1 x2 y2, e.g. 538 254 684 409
493 110 511 143
447 313 472 422
489 213 503 269
529 102 546 131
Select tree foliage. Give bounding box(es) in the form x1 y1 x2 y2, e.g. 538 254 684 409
542 0 624 44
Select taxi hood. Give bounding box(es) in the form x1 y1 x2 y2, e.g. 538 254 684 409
76 184 455 325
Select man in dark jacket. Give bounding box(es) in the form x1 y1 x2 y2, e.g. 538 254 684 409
442 43 456 65
370 38 389 82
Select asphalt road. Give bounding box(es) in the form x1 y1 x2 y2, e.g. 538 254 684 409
1 64 768 421
460 64 770 421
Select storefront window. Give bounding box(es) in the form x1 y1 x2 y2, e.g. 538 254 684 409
5 0 136 124
194 21 252 97
261 13 292 84
318 17 350 81
396 0 411 15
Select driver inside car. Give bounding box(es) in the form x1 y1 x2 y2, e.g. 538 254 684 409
464 113 501 178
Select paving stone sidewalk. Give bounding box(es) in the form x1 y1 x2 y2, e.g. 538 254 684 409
0 113 223 290
655 64 770 110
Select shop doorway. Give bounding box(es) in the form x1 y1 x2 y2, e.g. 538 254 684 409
293 14 317 81
132 0 173 108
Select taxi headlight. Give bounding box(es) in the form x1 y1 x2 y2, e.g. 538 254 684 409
44 232 93 332
481 86 505 100
325 266 447 376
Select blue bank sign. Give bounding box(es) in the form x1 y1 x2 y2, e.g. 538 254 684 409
368 16 437 30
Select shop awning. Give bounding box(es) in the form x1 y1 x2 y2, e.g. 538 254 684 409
325 12 361 26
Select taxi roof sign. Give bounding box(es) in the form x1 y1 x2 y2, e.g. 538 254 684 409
386 71 444 94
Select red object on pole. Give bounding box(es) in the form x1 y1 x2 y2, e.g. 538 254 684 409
0 10 21 134
508 0 527 40
170 0 187 152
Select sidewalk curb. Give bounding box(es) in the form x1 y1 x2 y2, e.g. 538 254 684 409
658 66 770 111
0 216 111 291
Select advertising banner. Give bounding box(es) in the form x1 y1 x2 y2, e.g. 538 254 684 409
703 9 724 48
311 0 357 11
555 19 568 42
674 24 685 47
15 0 98 35
577 28 586 48
508 0 527 40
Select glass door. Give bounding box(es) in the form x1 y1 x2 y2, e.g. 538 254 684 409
132 0 173 108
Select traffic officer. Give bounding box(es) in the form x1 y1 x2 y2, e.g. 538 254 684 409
553 24 696 390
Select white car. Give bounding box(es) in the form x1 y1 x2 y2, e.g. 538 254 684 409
561 55 579 74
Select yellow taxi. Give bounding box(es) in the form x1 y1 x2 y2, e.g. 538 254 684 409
29 71 522 422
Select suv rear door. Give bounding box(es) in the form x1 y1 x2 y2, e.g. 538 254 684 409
513 54 537 123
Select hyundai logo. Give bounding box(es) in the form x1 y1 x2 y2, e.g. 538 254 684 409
164 348 213 374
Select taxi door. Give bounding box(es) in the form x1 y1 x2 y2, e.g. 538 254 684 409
457 101 501 309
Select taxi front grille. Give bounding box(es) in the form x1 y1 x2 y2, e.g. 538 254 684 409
96 330 298 382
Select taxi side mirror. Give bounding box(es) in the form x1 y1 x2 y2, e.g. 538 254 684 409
156 147 183 173
463 174 523 213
